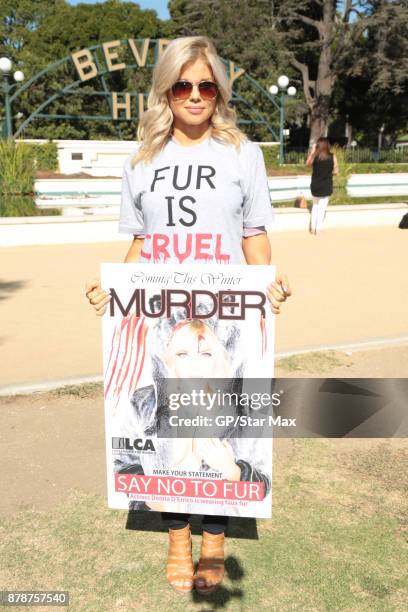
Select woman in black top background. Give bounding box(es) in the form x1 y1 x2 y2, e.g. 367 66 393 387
306 137 339 235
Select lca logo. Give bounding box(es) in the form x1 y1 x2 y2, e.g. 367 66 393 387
112 437 155 452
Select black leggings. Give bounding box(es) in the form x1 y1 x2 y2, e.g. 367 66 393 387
162 512 229 535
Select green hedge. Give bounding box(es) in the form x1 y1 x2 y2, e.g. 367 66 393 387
0 196 60 217
263 146 408 166
0 138 60 216
259 144 280 168
0 138 35 197
30 141 58 171
260 147 408 175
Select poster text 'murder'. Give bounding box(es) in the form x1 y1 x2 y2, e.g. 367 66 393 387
108 289 266 319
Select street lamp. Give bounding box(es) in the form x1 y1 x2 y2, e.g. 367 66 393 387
0 57 25 138
269 74 296 164
277 75 289 90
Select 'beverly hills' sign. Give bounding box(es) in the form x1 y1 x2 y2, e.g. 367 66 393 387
70 38 245 121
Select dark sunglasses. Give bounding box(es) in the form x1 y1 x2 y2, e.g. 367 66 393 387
171 79 219 101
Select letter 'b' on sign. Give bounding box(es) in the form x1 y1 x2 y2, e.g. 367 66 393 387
71 49 98 81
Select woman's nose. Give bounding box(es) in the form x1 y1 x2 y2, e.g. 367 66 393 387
188 364 202 377
189 84 201 101
186 356 204 377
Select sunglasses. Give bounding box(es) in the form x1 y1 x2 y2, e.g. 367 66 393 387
171 79 219 101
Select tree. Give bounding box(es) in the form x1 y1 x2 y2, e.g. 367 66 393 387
275 0 408 145
274 0 373 144
168 0 294 141
351 0 408 145
1 0 166 139
0 0 59 62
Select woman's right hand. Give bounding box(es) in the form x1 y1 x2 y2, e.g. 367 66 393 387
85 278 111 316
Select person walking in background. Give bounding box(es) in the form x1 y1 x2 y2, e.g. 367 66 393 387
306 137 339 235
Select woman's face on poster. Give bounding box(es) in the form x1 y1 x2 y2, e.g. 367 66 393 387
164 323 230 379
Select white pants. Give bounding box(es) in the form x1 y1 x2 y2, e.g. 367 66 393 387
311 196 329 233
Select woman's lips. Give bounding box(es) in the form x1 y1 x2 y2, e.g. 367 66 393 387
185 107 205 114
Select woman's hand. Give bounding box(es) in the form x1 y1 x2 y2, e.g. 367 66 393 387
266 272 292 315
85 278 111 316
194 438 241 481
171 438 199 467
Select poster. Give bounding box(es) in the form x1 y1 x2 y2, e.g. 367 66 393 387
101 263 276 518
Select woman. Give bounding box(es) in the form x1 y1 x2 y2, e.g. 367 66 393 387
306 137 339 235
85 35 292 596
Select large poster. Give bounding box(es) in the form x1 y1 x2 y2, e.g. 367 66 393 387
101 263 275 518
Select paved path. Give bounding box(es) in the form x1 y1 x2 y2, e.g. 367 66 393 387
1 225 407 386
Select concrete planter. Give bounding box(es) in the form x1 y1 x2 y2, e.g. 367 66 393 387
34 173 408 210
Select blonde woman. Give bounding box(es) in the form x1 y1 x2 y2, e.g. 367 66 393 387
85 35 292 596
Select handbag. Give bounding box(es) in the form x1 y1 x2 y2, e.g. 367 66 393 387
294 193 308 208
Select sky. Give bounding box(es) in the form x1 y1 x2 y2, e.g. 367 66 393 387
67 0 170 21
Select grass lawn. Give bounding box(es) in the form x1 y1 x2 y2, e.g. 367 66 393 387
1 436 406 611
272 195 408 208
276 350 353 374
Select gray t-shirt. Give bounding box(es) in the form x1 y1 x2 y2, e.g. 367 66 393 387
118 135 274 264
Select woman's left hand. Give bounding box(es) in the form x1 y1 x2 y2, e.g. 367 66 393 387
194 438 240 480
266 272 292 315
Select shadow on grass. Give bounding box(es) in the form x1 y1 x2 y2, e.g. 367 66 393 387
191 569 245 609
125 508 259 539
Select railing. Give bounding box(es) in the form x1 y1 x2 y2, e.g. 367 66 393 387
283 147 408 164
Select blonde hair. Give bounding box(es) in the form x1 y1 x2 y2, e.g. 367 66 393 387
162 319 233 378
130 35 249 167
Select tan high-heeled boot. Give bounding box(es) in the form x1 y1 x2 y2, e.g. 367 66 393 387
194 531 225 595
166 525 194 594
